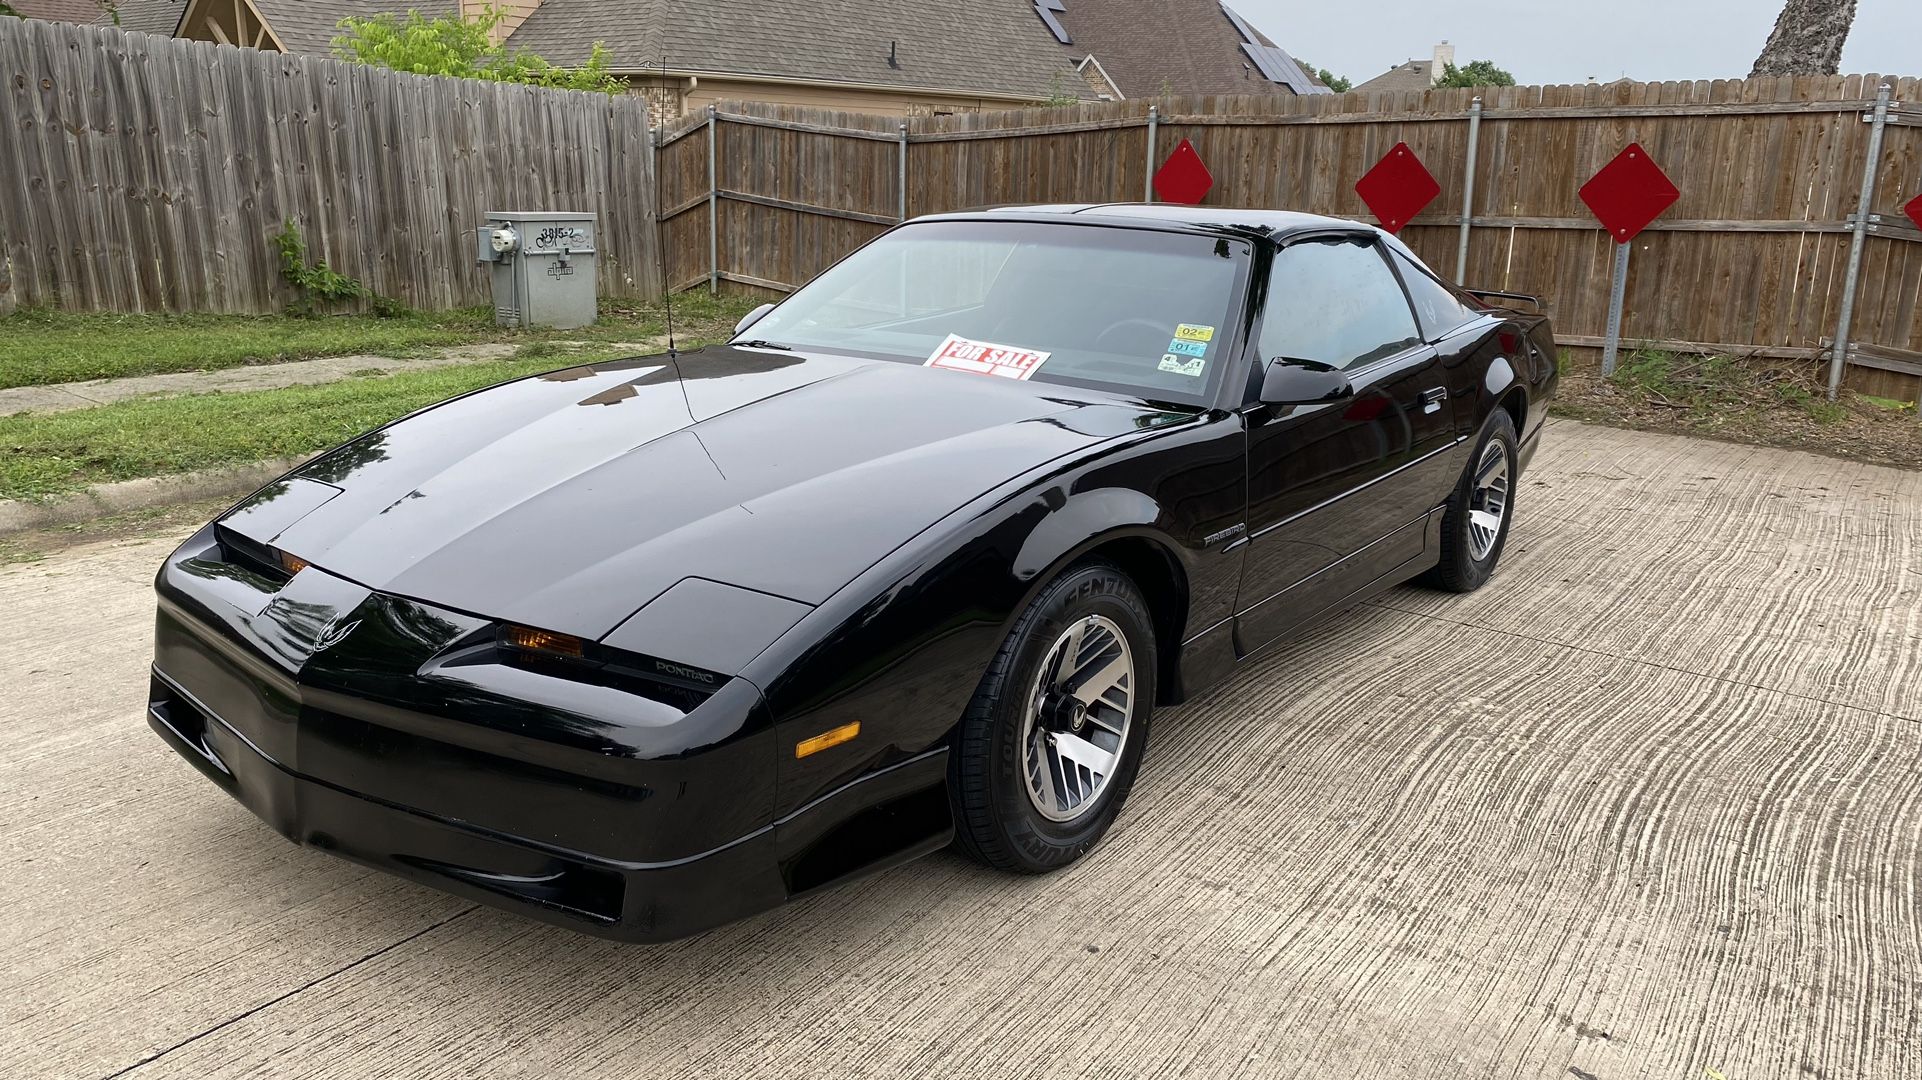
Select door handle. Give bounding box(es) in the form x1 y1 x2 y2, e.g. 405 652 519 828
1420 387 1448 413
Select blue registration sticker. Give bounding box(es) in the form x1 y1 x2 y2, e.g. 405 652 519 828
1166 338 1208 357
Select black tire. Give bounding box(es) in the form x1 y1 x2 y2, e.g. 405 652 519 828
1423 408 1519 593
948 561 1156 874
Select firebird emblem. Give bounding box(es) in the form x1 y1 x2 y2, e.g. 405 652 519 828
315 619 361 652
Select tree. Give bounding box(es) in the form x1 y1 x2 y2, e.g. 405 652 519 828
333 5 624 95
1435 60 1516 88
1750 0 1856 77
0 3 20 16
1316 68 1353 94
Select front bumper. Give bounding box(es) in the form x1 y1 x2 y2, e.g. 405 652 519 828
148 526 951 942
149 667 782 940
149 663 951 942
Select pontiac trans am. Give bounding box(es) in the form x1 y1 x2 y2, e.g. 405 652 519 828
147 205 1557 941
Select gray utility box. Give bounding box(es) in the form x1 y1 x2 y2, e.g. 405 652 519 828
476 211 597 329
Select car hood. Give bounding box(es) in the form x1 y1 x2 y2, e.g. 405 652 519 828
225 346 1170 639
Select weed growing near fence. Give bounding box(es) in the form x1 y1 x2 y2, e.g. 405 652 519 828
272 221 380 316
1552 348 1921 470
1609 350 1847 424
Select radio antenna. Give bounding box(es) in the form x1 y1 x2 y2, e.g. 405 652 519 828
652 56 677 357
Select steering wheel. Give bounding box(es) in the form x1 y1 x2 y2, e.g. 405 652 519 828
1093 318 1172 354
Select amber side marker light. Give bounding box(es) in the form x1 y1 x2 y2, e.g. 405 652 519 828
795 721 860 759
503 625 586 657
276 549 310 576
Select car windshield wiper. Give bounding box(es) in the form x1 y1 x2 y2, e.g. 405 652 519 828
733 339 793 351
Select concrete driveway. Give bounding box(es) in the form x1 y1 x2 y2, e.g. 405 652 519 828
3 421 1917 1080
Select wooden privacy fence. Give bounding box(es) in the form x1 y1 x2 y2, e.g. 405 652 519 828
658 79 1922 402
0 18 662 315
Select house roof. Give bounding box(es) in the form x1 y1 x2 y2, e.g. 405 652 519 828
92 0 183 36
1052 0 1326 97
13 0 108 22
505 0 1091 101
1354 59 1434 94
249 0 458 55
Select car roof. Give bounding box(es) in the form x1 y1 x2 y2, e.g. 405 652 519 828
912 203 1378 243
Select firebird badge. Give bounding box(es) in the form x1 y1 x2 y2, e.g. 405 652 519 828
1203 523 1247 547
314 619 361 652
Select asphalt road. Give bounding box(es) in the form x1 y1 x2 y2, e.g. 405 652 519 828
3 420 1918 1080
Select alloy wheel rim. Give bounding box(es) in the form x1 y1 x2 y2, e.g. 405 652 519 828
1020 614 1135 823
1468 440 1511 562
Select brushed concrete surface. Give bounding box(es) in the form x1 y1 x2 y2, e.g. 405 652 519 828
1 421 1916 1080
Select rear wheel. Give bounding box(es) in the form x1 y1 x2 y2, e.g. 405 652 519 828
1424 409 1518 593
949 562 1155 874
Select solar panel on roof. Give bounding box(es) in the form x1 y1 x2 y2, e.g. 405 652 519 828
1219 4 1264 46
1034 0 1071 45
1222 2 1332 94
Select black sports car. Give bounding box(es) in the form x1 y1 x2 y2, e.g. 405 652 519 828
149 205 1557 941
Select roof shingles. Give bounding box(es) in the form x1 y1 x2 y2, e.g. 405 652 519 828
14 0 109 22
250 0 458 55
92 0 183 36
1354 60 1434 94
506 0 1088 100
1053 0 1313 98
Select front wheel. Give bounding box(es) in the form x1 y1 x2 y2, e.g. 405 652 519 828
1423 409 1518 593
948 562 1156 874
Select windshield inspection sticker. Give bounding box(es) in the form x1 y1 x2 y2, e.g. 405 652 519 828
1159 353 1206 377
925 334 1051 380
1174 323 1216 343
1165 337 1208 357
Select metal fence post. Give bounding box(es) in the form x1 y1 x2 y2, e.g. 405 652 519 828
706 104 718 295
898 121 909 222
1827 81 1893 400
1455 96 1482 283
1143 105 1159 202
649 122 663 296
1600 241 1632 376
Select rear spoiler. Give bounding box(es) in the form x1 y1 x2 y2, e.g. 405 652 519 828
1462 288 1543 315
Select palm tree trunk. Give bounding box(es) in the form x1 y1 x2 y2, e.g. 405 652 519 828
1750 0 1858 77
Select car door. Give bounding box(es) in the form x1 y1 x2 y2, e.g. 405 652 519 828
1233 233 1460 657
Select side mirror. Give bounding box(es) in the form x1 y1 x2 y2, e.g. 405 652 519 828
733 302 775 337
1259 358 1354 406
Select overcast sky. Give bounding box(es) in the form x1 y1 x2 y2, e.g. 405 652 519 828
1238 0 1921 87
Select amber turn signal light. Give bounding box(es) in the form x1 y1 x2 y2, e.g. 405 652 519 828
276 549 310 576
795 721 860 759
502 625 585 657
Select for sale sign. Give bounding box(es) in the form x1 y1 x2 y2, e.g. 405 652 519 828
924 334 1051 380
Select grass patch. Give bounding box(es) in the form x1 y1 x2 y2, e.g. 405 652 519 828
0 293 760 390
0 315 750 502
1607 348 1850 425
0 495 235 565
0 309 487 389
1551 346 1922 471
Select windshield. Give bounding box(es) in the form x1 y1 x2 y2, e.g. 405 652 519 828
736 220 1250 406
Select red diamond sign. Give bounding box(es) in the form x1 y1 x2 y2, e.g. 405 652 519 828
1905 191 1922 233
1153 138 1213 205
1355 142 1440 234
1580 143 1680 243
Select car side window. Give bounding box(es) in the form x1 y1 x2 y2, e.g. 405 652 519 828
1258 237 1421 370
1390 249 1479 341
